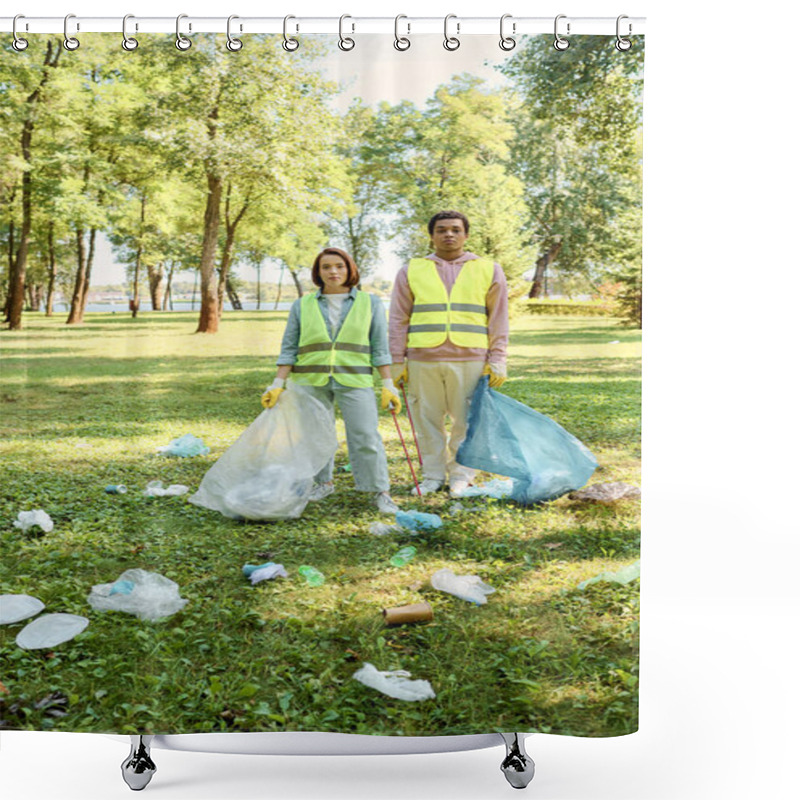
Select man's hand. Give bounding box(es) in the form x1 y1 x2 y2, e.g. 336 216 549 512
483 363 507 389
390 362 408 386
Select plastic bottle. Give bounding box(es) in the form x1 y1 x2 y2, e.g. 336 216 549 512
390 546 417 567
104 484 128 494
297 566 325 586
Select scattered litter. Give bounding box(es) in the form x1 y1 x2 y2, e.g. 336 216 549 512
431 568 496 606
104 484 127 494
242 562 288 584
157 433 210 457
16 613 89 650
389 546 417 567
383 602 433 626
335 463 352 473
395 510 443 531
13 510 54 534
0 594 45 625
109 580 135 596
457 377 598 504
456 478 514 499
608 340 621 344
87 569 188 621
189 384 338 520
143 481 190 497
569 482 641 504
352 663 436 701
449 502 465 513
297 566 325 587
578 560 640 590
369 521 403 536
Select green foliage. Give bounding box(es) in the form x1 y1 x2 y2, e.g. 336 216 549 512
0 311 640 737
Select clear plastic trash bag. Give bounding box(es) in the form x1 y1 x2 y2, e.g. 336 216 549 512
431 568 496 606
188 383 338 521
457 377 598 504
157 433 210 457
578 560 641 590
13 509 54 533
87 569 188 621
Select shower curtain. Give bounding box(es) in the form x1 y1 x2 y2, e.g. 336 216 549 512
1 26 643 743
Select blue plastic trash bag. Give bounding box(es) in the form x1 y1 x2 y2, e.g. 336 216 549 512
457 377 597 505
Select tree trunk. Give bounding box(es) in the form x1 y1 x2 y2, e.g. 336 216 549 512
66 228 87 324
6 41 61 330
216 185 250 315
148 262 164 311
163 261 176 310
79 228 96 317
196 171 223 333
45 222 56 316
289 267 304 298
274 264 284 310
529 241 563 299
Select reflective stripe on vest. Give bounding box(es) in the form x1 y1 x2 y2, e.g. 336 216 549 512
406 257 493 348
293 291 374 387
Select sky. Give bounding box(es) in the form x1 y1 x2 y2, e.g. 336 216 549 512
91 34 510 287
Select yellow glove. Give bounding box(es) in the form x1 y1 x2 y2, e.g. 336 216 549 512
390 362 408 386
261 387 284 409
483 363 507 389
381 383 402 413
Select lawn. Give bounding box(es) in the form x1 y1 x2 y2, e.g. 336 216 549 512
0 310 641 737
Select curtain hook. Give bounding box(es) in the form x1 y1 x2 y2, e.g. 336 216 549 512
122 14 139 51
443 13 460 51
499 14 516 51
553 14 570 51
63 13 80 51
615 14 633 51
394 14 411 51
175 14 192 51
12 14 29 51
338 14 355 51
282 15 299 51
226 15 243 51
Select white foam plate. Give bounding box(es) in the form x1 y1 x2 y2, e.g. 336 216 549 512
15 613 89 649
0 594 46 625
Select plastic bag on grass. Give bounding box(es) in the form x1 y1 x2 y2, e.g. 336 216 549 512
431 568 495 606
578 560 641 590
188 383 338 520
143 481 190 497
87 569 188 621
13 509 54 533
457 377 598 505
352 663 436 701
0 594 45 624
157 433 210 457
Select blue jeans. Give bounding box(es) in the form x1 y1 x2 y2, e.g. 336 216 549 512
294 380 390 493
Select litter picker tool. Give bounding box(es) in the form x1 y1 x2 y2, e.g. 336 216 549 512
399 382 422 467
391 409 421 497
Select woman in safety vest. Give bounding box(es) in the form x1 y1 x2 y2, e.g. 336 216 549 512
261 248 402 515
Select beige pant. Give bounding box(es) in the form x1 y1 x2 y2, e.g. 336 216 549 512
406 360 485 485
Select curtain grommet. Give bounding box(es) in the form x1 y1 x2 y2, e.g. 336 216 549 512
443 14 460 51
282 15 299 51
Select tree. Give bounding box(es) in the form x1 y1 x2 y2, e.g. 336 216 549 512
1 38 63 329
501 36 644 297
359 76 532 274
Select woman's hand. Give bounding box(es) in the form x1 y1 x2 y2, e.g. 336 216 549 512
483 363 507 389
381 379 402 413
261 387 284 409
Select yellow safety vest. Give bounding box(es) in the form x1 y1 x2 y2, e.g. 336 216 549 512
406 257 494 348
293 291 374 388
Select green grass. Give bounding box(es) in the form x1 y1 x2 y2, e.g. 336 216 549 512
0 311 640 737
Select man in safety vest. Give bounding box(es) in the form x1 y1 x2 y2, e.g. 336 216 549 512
389 211 509 497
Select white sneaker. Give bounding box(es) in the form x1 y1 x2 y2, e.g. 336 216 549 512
374 492 400 514
308 482 335 502
449 480 471 498
410 479 443 497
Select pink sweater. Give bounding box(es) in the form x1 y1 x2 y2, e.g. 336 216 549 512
389 251 509 365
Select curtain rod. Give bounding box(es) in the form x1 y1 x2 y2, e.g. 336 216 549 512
1 16 646 36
